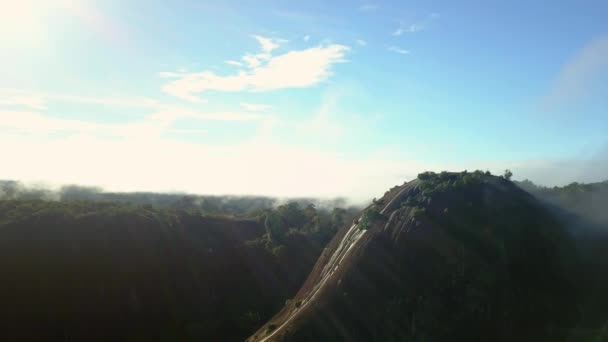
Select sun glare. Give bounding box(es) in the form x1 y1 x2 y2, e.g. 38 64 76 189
0 0 57 44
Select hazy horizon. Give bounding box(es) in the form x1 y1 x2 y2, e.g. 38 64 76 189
1 0 607 201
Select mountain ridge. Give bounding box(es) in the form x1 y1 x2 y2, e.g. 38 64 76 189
249 171 577 341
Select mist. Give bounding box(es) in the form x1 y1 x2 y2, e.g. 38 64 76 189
517 178 608 231
0 179 361 216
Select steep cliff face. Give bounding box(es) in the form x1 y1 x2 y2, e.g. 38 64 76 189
249 172 577 342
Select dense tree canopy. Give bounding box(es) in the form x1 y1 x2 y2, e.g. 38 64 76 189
0 196 356 341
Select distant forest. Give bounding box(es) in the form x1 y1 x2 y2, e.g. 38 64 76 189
0 180 356 217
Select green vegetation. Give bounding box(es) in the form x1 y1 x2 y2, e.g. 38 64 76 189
250 202 357 254
516 178 608 337
0 179 351 218
326 171 578 341
358 205 383 230
388 174 608 341
517 179 608 226
418 170 490 195
0 198 354 341
399 170 494 212
5 175 608 341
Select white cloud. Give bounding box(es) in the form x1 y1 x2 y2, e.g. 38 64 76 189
356 39 367 46
225 60 243 67
388 46 410 55
542 36 608 109
359 4 377 11
303 35 311 42
162 42 349 101
240 102 272 111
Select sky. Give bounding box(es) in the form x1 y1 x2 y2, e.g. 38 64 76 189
1 0 607 201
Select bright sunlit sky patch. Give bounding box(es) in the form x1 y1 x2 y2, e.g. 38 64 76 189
1 0 607 201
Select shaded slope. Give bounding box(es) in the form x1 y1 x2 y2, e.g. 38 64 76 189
517 179 608 337
249 171 576 342
0 200 334 341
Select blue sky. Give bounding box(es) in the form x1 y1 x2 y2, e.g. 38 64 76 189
1 0 607 200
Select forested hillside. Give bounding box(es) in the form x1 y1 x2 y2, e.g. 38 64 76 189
517 179 608 338
250 171 580 341
3 177 608 341
0 198 354 341
517 179 608 228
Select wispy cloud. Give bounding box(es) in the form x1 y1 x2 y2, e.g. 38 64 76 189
392 13 440 36
252 35 283 53
162 109 265 122
393 23 425 36
241 54 265 68
388 46 410 55
359 4 377 11
225 60 243 67
166 128 207 135
159 71 185 78
542 35 608 110
0 87 265 144
143 109 264 138
291 90 346 140
236 35 287 69
0 109 116 135
240 102 272 111
356 39 367 46
51 94 161 107
162 35 349 102
303 35 311 42
0 92 47 110
0 107 263 135
0 88 162 110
